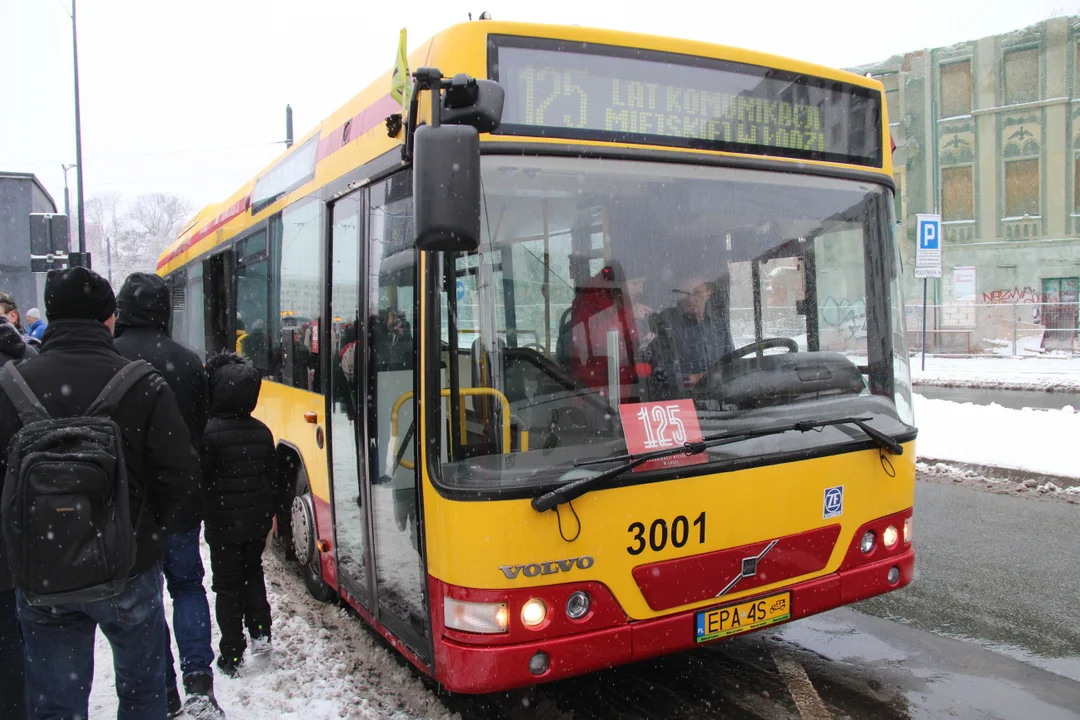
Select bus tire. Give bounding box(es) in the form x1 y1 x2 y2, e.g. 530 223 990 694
291 468 336 604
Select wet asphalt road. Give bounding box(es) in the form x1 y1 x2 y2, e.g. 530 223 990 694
436 478 1080 719
858 480 1080 679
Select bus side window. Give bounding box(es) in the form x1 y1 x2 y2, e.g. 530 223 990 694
278 200 324 392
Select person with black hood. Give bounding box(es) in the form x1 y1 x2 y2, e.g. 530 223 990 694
113 272 219 717
0 267 198 719
0 313 34 719
201 352 276 676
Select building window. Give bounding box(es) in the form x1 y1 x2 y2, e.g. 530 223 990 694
1004 47 1039 105
1005 158 1040 217
885 89 899 126
941 166 974 221
940 61 972 117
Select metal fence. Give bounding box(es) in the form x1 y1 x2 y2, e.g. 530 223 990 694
904 301 1080 357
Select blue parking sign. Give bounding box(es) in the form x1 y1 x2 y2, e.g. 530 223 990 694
915 213 942 278
918 216 940 250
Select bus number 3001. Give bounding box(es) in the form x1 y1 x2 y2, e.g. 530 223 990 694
627 512 706 555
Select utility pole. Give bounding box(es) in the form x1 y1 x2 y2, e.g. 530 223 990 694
70 0 87 265
285 104 294 148
61 164 76 251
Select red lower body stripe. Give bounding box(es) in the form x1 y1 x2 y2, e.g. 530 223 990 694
433 549 913 693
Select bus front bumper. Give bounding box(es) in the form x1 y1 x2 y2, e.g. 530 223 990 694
434 548 913 694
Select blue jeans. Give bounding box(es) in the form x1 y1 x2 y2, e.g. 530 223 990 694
0 588 26 718
17 566 167 720
162 527 214 686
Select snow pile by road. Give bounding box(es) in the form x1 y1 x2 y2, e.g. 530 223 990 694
917 461 1080 502
913 393 1080 479
911 356 1080 392
87 541 454 720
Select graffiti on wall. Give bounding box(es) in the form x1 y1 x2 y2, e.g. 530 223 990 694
821 296 867 340
981 287 1046 304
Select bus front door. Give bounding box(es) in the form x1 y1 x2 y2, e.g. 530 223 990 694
327 191 373 609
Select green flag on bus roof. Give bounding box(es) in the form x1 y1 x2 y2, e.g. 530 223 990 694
390 28 410 115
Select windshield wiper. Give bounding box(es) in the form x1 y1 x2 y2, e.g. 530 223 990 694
530 416 902 512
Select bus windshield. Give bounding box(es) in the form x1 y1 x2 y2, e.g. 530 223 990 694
436 156 912 492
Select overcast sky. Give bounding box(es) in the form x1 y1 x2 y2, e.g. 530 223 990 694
1 0 1076 217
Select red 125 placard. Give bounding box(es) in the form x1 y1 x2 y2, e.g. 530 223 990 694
618 400 707 472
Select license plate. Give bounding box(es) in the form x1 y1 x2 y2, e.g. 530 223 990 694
694 592 791 643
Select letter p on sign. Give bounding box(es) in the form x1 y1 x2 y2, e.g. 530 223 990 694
918 215 940 250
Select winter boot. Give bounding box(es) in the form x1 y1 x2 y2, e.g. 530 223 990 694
183 672 225 720
216 653 242 677
167 681 183 718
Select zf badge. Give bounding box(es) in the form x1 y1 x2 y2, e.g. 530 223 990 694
823 486 844 519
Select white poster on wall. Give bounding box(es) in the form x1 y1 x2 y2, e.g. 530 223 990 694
954 266 977 302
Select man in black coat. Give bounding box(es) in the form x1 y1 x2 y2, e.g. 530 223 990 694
114 272 218 716
0 314 34 718
0 267 198 719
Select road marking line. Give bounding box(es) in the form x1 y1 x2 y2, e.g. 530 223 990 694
772 651 833 720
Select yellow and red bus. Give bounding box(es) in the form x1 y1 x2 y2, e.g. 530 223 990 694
158 19 916 694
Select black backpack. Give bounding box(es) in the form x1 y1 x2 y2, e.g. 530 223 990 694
0 360 154 606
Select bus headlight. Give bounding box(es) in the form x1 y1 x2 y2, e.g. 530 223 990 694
904 518 912 545
566 590 591 620
860 530 877 554
443 597 508 634
521 598 548 627
883 525 899 549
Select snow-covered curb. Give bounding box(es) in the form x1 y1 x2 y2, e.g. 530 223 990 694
913 376 1080 392
909 355 1080 392
918 461 1080 504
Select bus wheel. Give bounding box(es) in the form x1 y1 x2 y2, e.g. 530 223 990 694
291 472 335 603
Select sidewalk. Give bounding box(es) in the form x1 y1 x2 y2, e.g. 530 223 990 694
911 355 1080 391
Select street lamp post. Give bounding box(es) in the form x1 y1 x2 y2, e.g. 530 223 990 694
61 164 76 251
105 234 112 286
70 0 86 266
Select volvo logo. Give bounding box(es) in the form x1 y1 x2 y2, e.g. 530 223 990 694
499 556 594 580
715 539 778 597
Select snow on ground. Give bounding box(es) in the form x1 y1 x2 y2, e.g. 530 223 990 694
911 355 1080 391
913 392 1080 480
87 539 454 720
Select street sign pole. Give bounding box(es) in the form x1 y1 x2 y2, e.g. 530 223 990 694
914 214 942 372
921 278 928 371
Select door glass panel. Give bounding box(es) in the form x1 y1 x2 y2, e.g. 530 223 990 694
279 200 323 391
367 175 426 634
236 239 270 374
328 194 369 600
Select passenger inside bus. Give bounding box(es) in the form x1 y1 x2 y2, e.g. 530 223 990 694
371 308 413 371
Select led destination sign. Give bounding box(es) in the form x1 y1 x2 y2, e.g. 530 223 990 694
491 38 883 167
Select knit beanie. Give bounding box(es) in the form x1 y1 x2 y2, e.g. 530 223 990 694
45 267 117 322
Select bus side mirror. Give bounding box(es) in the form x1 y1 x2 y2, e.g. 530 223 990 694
413 124 481 252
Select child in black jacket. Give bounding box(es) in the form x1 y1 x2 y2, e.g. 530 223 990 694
202 352 276 675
